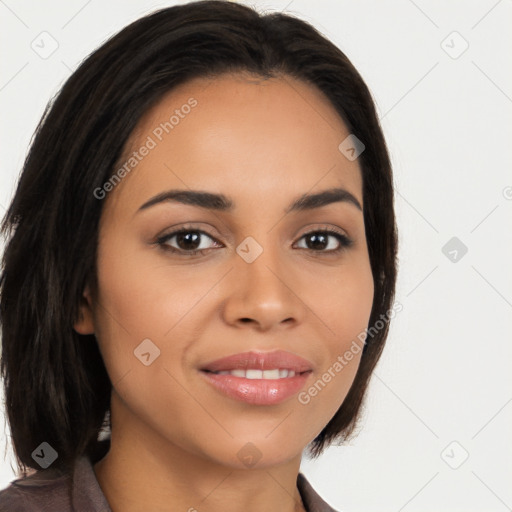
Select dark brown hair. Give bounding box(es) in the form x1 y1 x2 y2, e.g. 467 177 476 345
0 0 397 476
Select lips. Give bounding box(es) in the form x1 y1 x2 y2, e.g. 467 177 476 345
199 350 314 405
200 349 314 374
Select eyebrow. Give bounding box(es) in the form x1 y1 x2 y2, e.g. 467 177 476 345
137 186 362 214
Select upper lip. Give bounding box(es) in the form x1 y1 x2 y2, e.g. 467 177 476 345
200 350 314 373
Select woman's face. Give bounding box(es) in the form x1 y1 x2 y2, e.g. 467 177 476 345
76 72 374 468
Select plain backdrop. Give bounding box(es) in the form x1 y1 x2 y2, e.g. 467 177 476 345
1 1 511 511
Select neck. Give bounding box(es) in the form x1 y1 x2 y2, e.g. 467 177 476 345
93 393 306 512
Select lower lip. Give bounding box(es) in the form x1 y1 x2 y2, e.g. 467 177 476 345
200 370 312 405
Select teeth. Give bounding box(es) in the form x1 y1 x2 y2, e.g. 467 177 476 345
246 369 263 379
213 368 298 379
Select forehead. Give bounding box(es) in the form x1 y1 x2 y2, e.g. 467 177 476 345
106 72 363 215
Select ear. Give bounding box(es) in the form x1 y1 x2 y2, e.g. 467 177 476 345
73 284 95 335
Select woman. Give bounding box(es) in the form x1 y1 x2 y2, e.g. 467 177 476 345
0 1 398 510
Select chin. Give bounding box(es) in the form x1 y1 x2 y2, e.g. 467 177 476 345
197 433 307 470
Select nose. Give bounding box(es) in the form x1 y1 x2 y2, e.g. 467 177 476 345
221 240 306 332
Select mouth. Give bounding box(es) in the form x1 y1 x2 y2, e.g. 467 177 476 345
202 368 310 378
200 349 313 373
199 350 314 405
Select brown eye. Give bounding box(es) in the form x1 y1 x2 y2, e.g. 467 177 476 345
157 229 221 255
156 226 352 257
295 229 353 254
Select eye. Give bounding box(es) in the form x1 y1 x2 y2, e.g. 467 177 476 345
156 226 353 256
156 227 221 256
294 228 353 255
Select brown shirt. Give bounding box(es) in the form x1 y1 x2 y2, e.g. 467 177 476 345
0 440 338 512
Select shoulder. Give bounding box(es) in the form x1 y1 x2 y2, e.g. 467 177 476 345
0 469 71 512
0 443 112 512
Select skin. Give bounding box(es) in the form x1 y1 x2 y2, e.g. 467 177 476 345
74 72 374 512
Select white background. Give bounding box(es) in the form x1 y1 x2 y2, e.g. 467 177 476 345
1 1 511 511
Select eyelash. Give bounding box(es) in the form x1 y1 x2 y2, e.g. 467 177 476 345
155 225 353 257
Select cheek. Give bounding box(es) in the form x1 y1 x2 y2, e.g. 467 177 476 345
91 242 207 431
314 256 375 351
298 259 373 425
91 233 232 397
94 235 203 335
91 237 182 380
